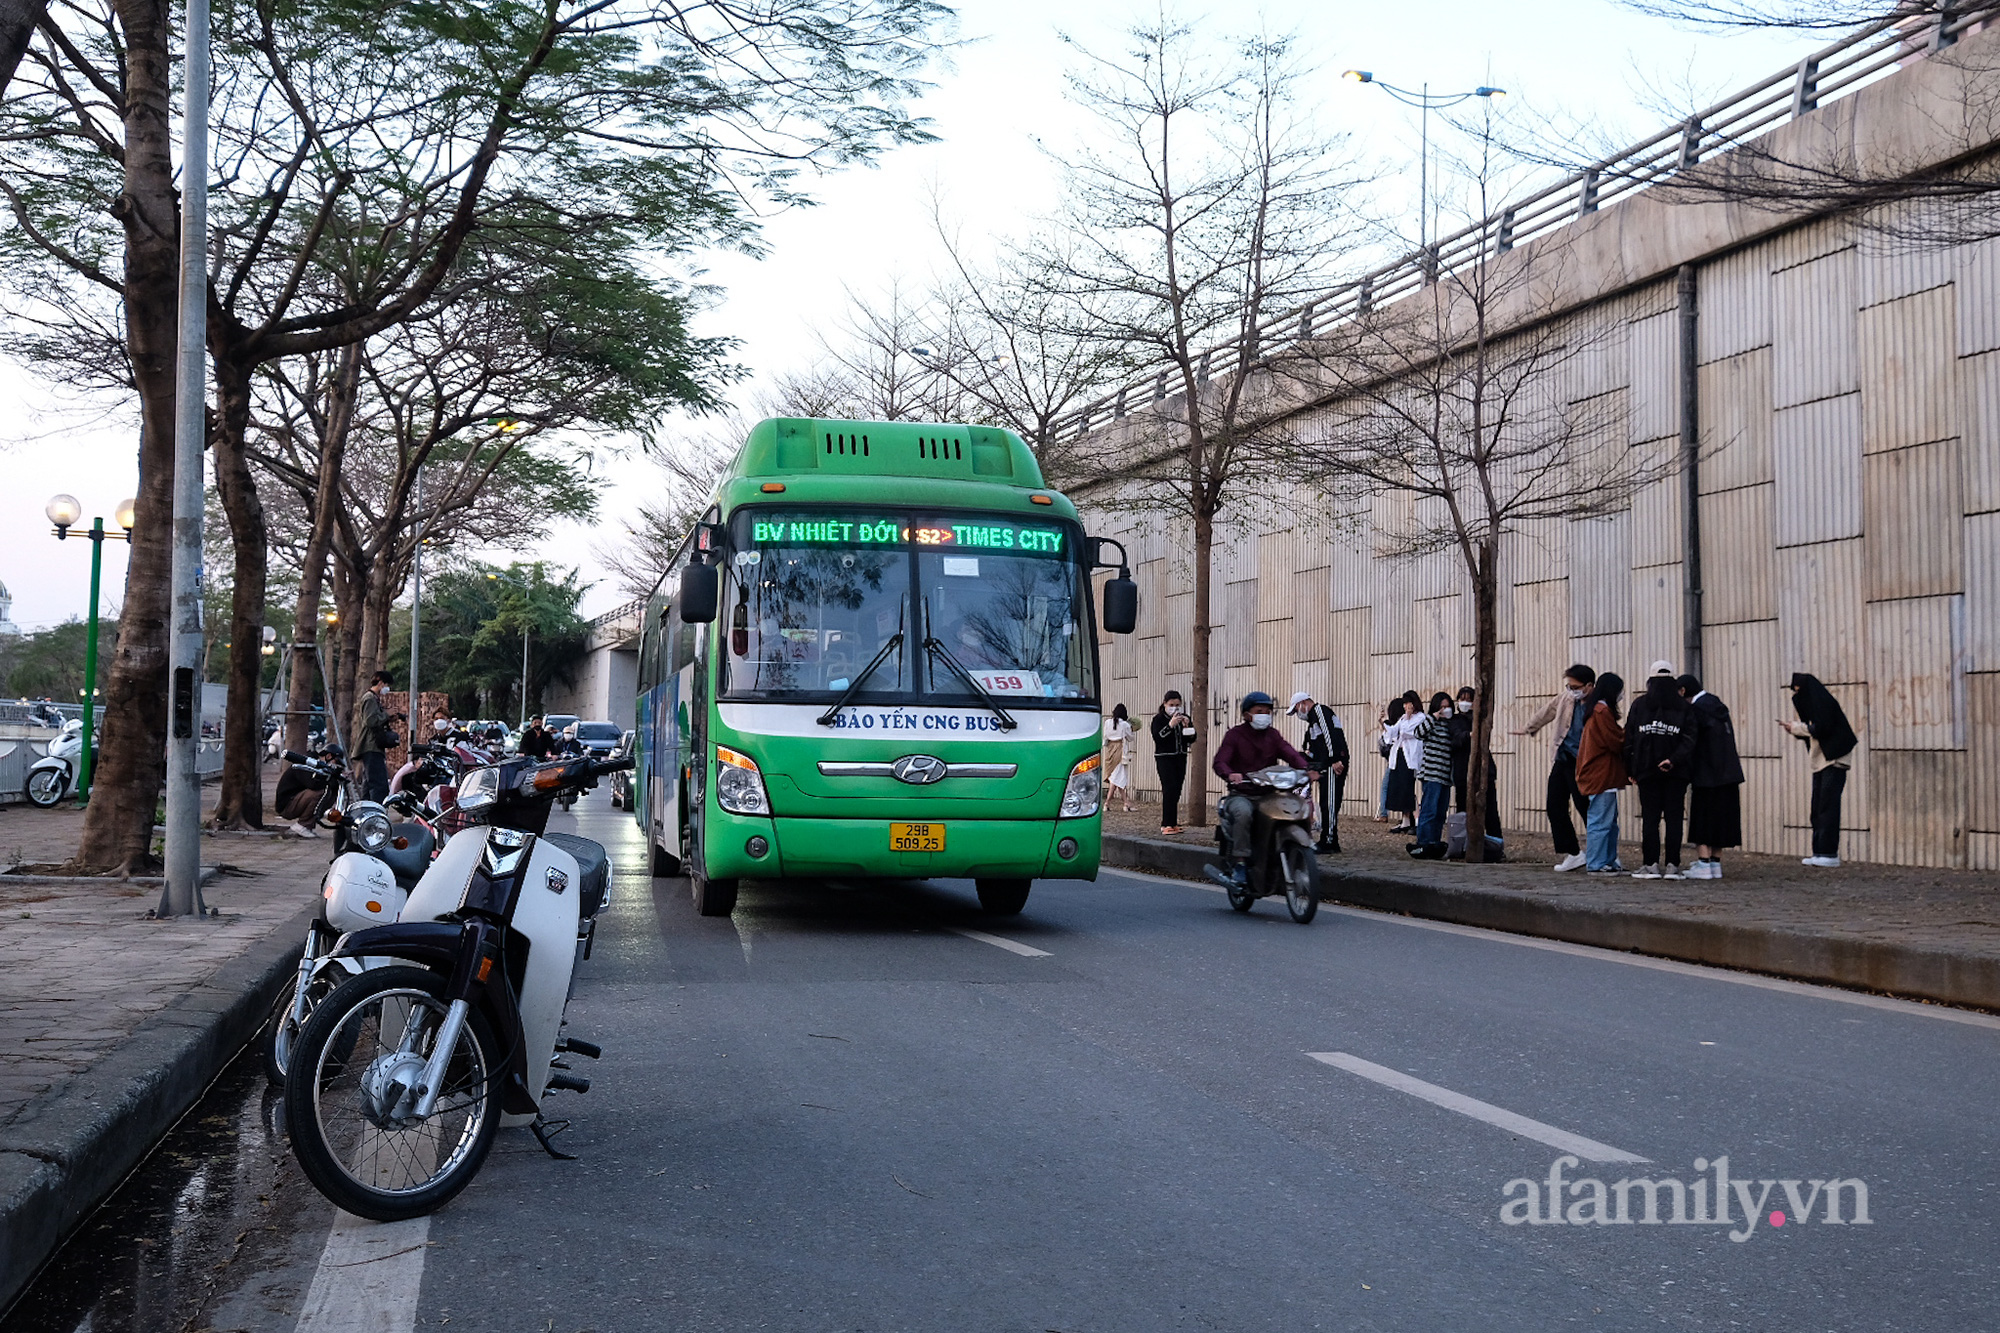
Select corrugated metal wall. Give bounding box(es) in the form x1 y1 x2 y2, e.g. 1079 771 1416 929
1082 209 2000 870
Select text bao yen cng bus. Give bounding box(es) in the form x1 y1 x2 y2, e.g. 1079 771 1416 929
633 417 1138 918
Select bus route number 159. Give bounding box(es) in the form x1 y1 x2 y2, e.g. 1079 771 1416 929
890 822 946 852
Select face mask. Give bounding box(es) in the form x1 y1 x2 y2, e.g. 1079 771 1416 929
1457 700 1472 712
1249 713 1273 730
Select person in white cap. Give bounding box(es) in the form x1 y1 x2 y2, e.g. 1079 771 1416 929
1289 691 1348 853
1622 661 1698 878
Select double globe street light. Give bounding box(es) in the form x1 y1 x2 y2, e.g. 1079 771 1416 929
45 493 137 801
1341 71 1506 261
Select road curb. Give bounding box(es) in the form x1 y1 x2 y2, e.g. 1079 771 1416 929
1100 833 2000 1012
0 901 313 1314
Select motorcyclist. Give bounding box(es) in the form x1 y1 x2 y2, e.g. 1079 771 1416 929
275 743 344 838
1212 691 1308 884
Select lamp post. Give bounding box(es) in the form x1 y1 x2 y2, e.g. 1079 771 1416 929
46 494 136 801
1341 71 1505 263
487 570 531 726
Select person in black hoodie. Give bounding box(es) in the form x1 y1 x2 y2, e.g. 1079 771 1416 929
1623 661 1698 878
1779 672 1859 867
1677 673 1745 880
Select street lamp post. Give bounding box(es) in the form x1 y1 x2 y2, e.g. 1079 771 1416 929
46 495 135 802
1341 71 1505 266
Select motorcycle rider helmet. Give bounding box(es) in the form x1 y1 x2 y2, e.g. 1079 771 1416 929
1239 690 1276 715
319 743 346 762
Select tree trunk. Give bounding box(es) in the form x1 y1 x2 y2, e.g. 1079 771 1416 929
1465 539 1500 864
1188 502 1214 827
283 346 363 755
209 354 269 828
0 0 49 99
71 0 181 875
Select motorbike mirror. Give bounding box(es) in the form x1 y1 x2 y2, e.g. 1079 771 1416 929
680 561 720 623
1101 574 1138 635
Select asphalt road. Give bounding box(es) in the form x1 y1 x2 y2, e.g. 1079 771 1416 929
9 791 1998 1332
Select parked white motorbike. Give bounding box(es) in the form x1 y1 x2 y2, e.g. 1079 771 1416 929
25 720 83 808
282 751 627 1220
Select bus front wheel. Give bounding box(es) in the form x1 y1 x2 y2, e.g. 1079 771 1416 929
693 872 738 917
975 878 1031 915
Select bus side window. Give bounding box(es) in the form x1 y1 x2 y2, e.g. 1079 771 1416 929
673 619 698 673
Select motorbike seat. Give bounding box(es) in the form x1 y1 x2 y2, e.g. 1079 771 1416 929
542 832 610 918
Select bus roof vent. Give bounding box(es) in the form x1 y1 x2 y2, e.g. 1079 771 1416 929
917 435 964 464
823 432 871 458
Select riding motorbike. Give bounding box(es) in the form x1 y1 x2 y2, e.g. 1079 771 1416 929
262 752 445 1083
282 751 630 1220
24 720 83 807
1202 765 1322 923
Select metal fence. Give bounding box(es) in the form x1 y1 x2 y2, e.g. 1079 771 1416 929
1050 3 2000 442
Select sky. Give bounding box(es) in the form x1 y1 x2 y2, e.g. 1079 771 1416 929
0 0 1816 633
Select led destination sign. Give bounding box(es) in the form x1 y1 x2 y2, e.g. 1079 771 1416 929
750 515 1066 555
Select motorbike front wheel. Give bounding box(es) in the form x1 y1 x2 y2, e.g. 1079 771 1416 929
25 768 68 808
261 965 349 1085
284 965 502 1221
1280 842 1321 924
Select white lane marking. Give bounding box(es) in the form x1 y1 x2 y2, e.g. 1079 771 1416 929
1307 1052 1650 1164
1100 866 2000 1031
293 1211 429 1333
947 926 1051 957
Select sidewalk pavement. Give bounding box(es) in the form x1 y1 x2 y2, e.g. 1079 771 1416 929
1100 808 2000 1012
0 775 323 1312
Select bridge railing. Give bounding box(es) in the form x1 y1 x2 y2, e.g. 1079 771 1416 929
1050 4 2000 443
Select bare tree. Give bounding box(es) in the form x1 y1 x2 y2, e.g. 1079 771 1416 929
1024 18 1363 823
1274 115 1679 861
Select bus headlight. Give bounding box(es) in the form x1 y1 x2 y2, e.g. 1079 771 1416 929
1059 753 1102 818
715 745 771 816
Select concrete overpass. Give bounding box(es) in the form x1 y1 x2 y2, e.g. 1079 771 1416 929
544 597 642 732
1074 11 2000 869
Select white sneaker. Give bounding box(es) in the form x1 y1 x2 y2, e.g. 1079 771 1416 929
1632 863 1662 879
1802 856 1841 868
1684 860 1712 880
1553 852 1586 872
291 822 320 839
1707 861 1723 879
1662 864 1685 880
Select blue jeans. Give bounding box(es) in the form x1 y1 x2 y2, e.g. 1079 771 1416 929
1416 780 1451 846
1585 790 1621 869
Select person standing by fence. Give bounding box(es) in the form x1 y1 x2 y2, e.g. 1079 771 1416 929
1513 664 1596 872
1289 691 1348 854
1780 673 1858 868
1678 673 1744 880
1151 691 1194 834
1624 662 1697 879
1575 673 1629 873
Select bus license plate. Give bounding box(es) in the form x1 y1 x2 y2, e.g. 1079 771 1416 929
890 822 945 852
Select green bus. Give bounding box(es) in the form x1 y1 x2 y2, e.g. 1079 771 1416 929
633 417 1137 917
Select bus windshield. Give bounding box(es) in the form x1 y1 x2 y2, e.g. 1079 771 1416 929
720 509 1096 706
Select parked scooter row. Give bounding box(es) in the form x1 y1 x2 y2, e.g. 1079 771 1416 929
274 746 631 1220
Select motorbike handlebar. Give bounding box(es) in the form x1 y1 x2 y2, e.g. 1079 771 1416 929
588 756 635 779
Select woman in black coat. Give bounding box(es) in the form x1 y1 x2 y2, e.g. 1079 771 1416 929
1677 674 1744 880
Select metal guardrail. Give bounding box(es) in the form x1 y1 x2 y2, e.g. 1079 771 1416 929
1050 4 2000 442
590 597 646 630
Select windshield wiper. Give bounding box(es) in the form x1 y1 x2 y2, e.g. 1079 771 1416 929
923 637 1019 731
816 632 904 726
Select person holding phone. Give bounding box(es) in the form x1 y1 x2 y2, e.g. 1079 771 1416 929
1150 690 1196 834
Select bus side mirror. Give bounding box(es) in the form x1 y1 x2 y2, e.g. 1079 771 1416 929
1102 575 1138 635
680 563 719 623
